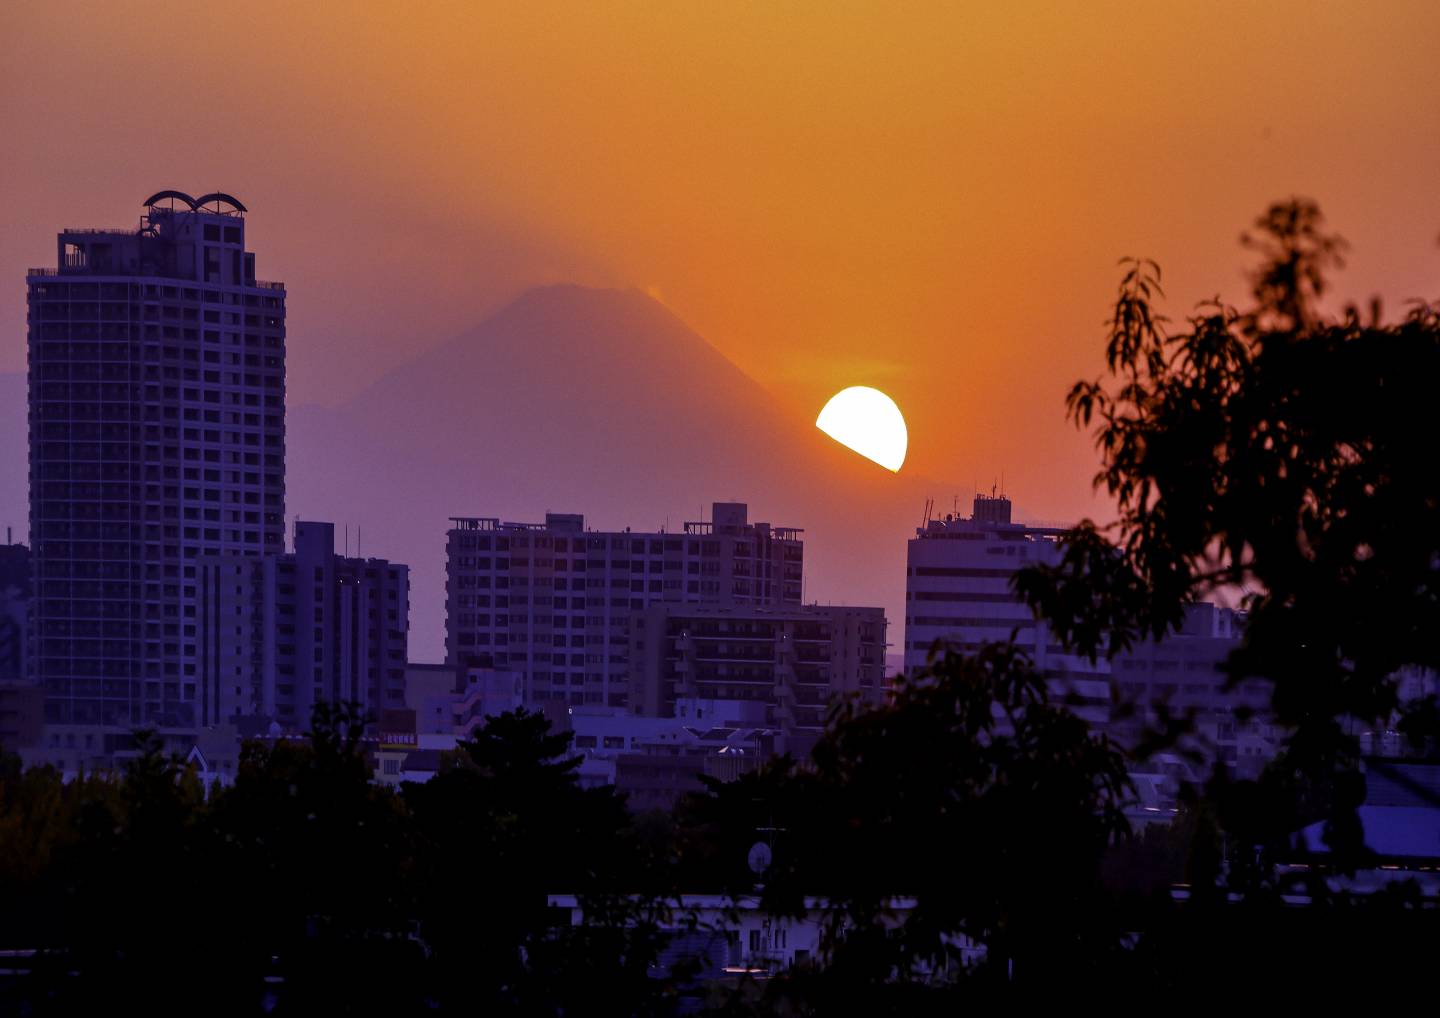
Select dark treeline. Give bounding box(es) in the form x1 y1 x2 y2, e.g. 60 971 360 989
0 705 690 1015
2 662 1435 1014
3 199 1439 1012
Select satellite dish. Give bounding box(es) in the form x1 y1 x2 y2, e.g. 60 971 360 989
747 841 773 875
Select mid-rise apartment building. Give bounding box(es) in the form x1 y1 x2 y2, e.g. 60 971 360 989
905 493 1111 724
198 521 408 734
445 502 803 708
905 495 1295 805
27 190 285 740
628 603 887 754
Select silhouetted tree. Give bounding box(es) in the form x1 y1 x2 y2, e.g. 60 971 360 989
1015 198 1440 874
690 641 1133 1010
7 732 215 1014
205 701 422 1014
404 708 676 1014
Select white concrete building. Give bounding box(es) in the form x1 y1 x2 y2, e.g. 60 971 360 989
402 660 524 747
555 697 772 800
906 496 1309 806
904 493 1111 724
197 520 409 735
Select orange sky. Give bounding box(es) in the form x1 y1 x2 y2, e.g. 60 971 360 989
3 2 1439 523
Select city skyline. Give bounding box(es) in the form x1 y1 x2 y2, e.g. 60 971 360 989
3 7 1439 1005
5 3 1440 527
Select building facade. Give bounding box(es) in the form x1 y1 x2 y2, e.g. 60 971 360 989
905 495 1295 805
628 603 887 754
904 493 1111 724
0 543 31 684
404 660 525 742
27 191 285 742
559 700 774 811
198 521 408 734
445 502 803 708
1109 603 1273 802
0 683 44 756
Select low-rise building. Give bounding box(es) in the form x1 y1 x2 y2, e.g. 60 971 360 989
552 699 775 811
547 893 984 987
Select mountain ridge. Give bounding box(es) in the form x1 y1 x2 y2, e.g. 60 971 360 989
287 283 946 660
0 286 961 663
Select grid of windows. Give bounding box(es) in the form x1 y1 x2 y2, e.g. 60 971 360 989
198 522 408 733
444 505 804 708
28 200 285 729
903 495 1111 727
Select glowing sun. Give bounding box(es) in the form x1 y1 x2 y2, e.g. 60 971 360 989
816 386 908 472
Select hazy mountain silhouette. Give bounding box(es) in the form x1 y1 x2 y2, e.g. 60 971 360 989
288 285 950 662
0 290 975 666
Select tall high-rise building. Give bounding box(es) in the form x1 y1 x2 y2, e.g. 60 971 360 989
904 493 1112 724
445 502 803 707
27 191 285 739
198 521 409 735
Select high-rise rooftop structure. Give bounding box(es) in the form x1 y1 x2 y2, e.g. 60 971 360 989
445 502 803 707
26 191 285 738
